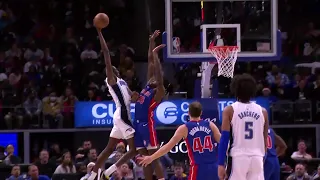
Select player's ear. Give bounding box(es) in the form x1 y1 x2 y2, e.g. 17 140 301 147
200 111 203 117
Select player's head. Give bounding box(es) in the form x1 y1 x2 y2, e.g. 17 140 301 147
188 101 202 119
112 66 120 77
230 74 257 103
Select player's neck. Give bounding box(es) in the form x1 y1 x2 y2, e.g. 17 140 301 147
190 117 201 121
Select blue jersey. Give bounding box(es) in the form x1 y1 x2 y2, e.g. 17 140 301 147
134 85 158 123
185 120 217 165
266 128 277 157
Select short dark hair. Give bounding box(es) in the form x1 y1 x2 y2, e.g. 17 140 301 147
188 102 202 118
174 162 184 168
230 74 257 103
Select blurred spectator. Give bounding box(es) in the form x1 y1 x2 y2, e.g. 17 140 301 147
24 42 44 61
5 43 22 59
286 163 312 180
4 145 21 165
292 79 312 100
160 154 174 180
23 90 42 127
42 92 63 128
6 165 22 180
169 162 188 180
75 140 92 163
83 148 98 166
3 91 23 129
34 150 56 178
8 68 22 87
291 140 312 160
80 43 98 61
80 162 95 180
85 89 101 101
53 152 76 174
49 143 62 163
111 170 125 180
28 165 50 180
132 156 144 180
61 87 77 127
119 162 134 180
110 142 126 158
313 166 320 180
266 65 290 87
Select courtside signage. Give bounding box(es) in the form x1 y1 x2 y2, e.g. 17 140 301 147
74 98 269 127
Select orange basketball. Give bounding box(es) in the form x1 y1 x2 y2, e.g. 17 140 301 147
93 13 109 29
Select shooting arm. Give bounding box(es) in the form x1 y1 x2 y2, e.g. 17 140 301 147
262 108 269 154
97 30 116 85
152 45 166 103
275 132 287 157
147 30 160 81
149 125 186 161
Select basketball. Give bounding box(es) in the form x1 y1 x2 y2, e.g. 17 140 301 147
93 13 109 29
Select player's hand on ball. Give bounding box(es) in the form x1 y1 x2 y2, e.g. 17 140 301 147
149 30 160 41
131 91 139 102
218 165 226 180
137 155 153 167
94 13 109 30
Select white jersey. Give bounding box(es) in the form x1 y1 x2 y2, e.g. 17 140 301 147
229 101 265 157
105 77 131 122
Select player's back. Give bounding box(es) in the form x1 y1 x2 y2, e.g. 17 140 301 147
230 101 265 157
266 128 277 157
185 120 217 165
134 85 158 123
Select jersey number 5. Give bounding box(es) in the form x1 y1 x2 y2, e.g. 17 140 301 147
245 122 253 139
193 136 214 153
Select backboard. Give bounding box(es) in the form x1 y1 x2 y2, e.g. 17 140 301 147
163 0 281 62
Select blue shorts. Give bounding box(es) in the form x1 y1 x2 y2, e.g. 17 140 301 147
189 163 219 180
264 156 280 180
133 121 158 149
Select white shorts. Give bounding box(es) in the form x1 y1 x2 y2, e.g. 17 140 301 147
228 156 264 180
110 110 135 140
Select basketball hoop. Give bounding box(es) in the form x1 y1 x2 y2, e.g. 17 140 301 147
208 43 239 78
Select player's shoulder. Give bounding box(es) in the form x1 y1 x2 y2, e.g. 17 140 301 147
223 105 234 113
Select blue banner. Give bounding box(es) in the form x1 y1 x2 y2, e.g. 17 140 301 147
0 133 18 155
75 99 219 127
75 97 269 128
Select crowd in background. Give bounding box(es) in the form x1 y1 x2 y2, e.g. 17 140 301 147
0 0 319 179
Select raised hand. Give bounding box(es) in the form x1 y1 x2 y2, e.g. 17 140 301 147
149 30 161 41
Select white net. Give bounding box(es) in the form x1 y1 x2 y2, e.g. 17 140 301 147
208 46 239 78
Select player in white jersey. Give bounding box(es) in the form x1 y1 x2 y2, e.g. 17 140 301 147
88 26 139 180
218 74 269 180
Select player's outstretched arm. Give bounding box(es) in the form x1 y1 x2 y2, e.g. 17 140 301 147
96 28 116 85
139 125 187 167
209 121 221 143
147 30 160 81
218 106 233 180
152 44 166 103
274 131 287 157
262 108 269 154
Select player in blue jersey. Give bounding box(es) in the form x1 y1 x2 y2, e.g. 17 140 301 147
264 128 287 180
139 102 221 180
103 30 167 180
